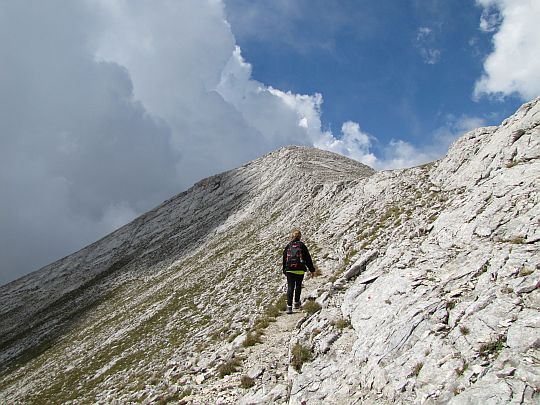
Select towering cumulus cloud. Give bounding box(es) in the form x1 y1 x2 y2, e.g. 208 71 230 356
0 0 369 284
0 1 179 284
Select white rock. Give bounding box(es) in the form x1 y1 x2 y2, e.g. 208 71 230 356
231 332 247 349
474 226 493 237
515 277 540 295
247 366 265 379
194 374 205 385
343 250 378 280
496 367 516 378
471 365 485 375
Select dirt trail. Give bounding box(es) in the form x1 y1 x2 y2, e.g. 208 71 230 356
197 275 329 404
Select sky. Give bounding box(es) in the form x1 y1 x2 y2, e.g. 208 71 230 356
0 0 539 286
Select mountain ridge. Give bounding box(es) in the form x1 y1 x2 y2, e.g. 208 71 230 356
0 145 374 375
0 98 538 404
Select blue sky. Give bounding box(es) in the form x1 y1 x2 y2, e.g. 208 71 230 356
0 0 538 285
225 0 524 158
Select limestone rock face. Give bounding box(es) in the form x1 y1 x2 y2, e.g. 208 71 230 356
0 98 538 404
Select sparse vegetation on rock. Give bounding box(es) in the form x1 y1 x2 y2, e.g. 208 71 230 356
291 343 312 372
218 357 242 378
303 300 322 315
479 336 506 358
240 375 255 389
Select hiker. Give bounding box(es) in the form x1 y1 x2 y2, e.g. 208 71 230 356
282 229 315 314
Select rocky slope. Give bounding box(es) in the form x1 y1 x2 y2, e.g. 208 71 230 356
0 98 538 404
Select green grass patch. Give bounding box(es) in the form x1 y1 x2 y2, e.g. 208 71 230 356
156 391 186 405
303 300 322 315
274 294 288 312
479 262 489 274
518 267 534 277
253 317 271 330
291 343 312 372
328 271 343 283
243 331 262 348
427 213 439 223
409 362 423 377
227 331 241 343
479 336 506 357
380 206 403 222
218 357 242 378
505 160 518 168
331 318 351 330
264 304 280 318
509 236 526 244
455 363 468 377
240 375 255 389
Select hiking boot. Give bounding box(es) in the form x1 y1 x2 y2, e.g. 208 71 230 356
286 306 293 314
294 301 301 309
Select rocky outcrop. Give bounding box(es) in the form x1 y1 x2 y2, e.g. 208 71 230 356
0 98 538 404
285 97 540 405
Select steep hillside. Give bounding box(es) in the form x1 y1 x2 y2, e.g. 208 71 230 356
0 146 374 403
0 98 538 404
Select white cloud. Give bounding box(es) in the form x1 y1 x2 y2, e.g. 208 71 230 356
373 114 486 171
313 122 377 168
0 1 180 284
474 0 540 100
417 27 433 40
415 26 441 65
479 4 502 32
217 47 380 168
420 48 442 65
378 140 434 170
433 114 487 147
216 46 315 148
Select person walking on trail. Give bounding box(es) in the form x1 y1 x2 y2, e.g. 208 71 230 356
282 229 315 314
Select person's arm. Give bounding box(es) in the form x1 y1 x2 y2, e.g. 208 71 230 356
302 243 315 272
282 244 288 273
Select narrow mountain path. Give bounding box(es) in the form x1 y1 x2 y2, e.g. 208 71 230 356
192 275 328 404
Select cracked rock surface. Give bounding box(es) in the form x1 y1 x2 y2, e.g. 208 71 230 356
0 98 538 404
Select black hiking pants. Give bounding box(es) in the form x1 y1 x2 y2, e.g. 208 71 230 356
286 272 304 307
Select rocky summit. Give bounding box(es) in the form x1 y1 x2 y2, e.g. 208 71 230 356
0 98 539 405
